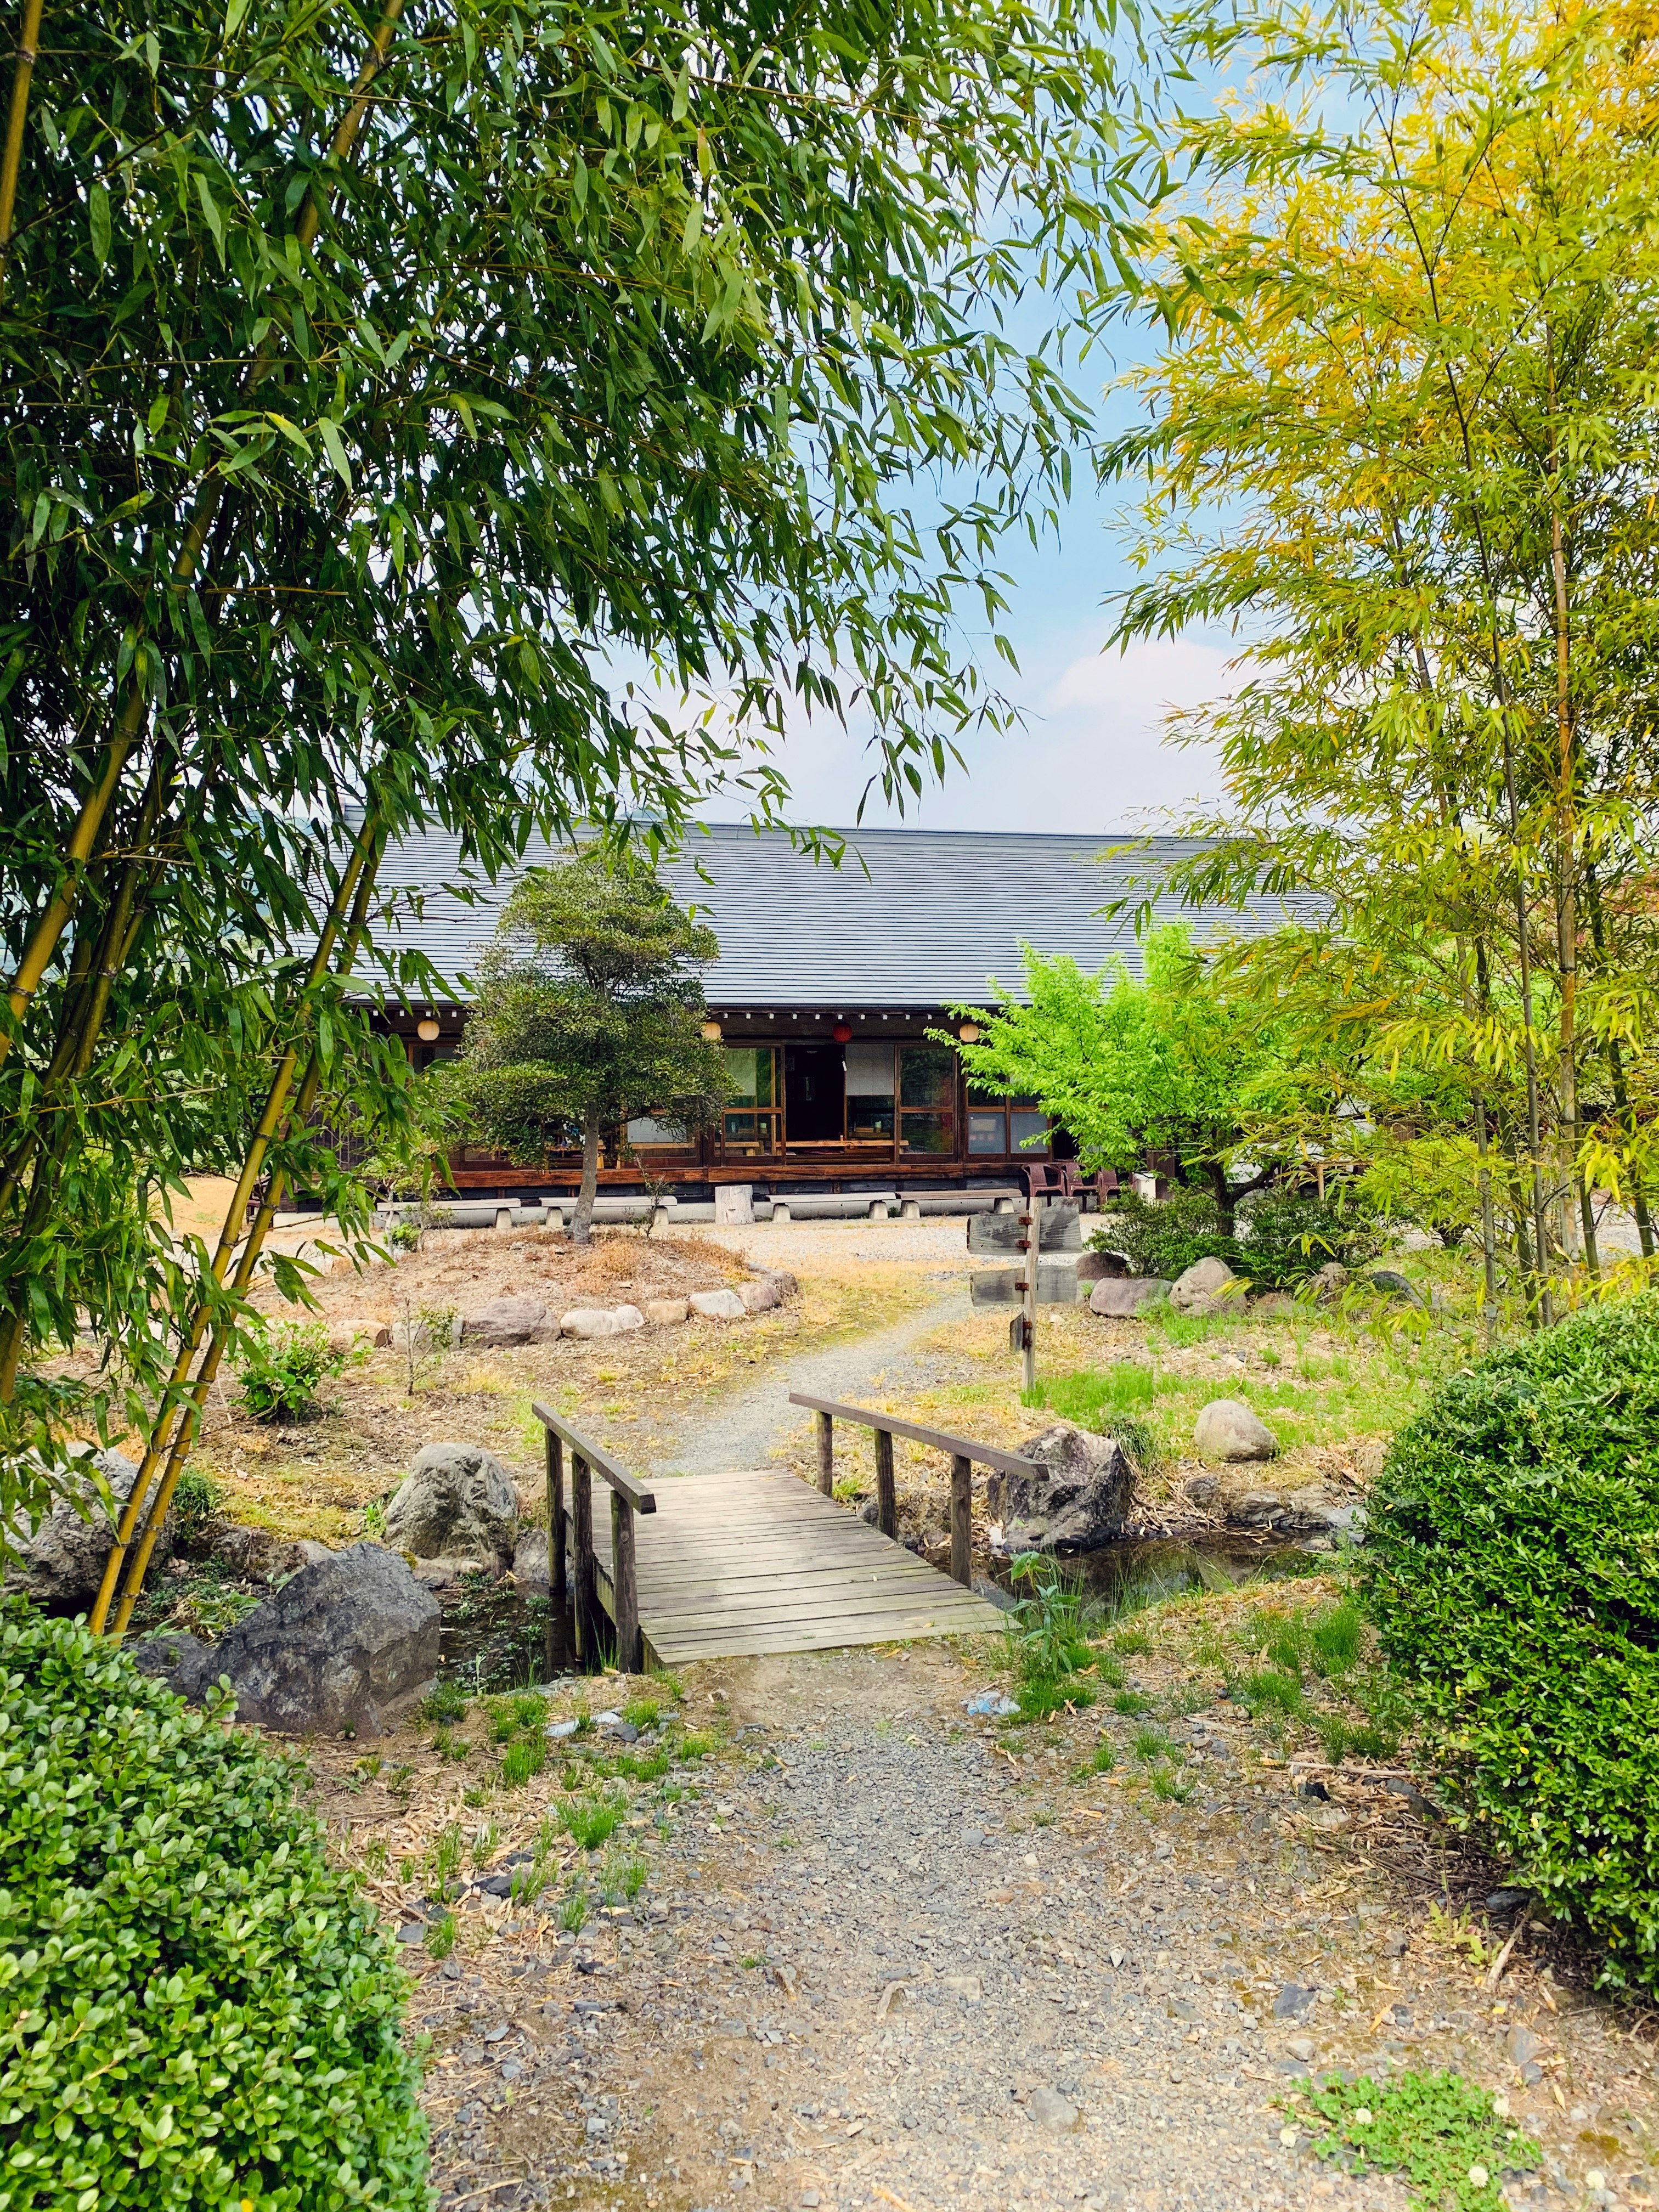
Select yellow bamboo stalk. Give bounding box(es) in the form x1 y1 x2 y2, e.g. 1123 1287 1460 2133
0 0 406 1068
86 817 379 1630
0 0 44 302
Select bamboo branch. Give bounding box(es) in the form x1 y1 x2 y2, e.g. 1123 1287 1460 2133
86 815 381 1629
104 826 386 1637
0 0 406 1069
0 0 44 302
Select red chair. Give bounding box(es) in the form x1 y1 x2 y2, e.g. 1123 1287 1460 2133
1022 1163 1068 1201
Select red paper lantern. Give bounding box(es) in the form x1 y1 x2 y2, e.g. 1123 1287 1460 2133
832 1020 853 1043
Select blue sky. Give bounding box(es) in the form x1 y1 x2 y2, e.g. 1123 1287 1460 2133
685 313 1238 838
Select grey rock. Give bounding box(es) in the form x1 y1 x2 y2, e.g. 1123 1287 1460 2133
1310 1260 1349 1303
5 1447 175 1606
738 1277 781 1314
1369 1269 1426 1306
411 1555 486 1590
986 1423 1135 1550
383 1442 520 1565
1194 1398 1280 1463
1075 1248 1128 1281
1249 1291 1299 1318
1505 2023 1542 2066
1184 1471 1221 1506
1087 1276 1172 1318
689 1288 747 1321
1169 1256 1239 1316
209 1541 441 1736
560 1304 645 1340
1284 2035 1316 2063
129 1629 217 1700
461 1294 555 1345
1028 2085 1081 2132
642 1297 690 1325
1273 1983 1316 2019
1486 1887 1529 1915
295 1538 335 1565
211 1522 300 1579
510 1526 550 1593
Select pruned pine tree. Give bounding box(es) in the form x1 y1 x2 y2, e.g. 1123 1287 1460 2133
0 0 1144 1547
1101 0 1659 1321
452 850 725 1245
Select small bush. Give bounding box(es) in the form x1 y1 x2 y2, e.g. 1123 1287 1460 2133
235 1317 346 1421
1093 1182 1388 1289
1363 1291 1659 1991
0 1607 428 2207
171 1465 223 1553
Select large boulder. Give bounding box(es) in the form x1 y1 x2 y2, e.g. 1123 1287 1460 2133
986 1423 1136 1551
1193 1398 1279 1463
738 1277 781 1314
206 1542 441 1736
461 1295 556 1345
383 1442 520 1565
1169 1257 1239 1316
1089 1276 1172 1318
129 1629 218 1700
1076 1248 1129 1282
690 1288 747 1321
4 1448 174 1607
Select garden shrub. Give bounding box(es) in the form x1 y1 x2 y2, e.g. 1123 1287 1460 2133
0 1607 430 2208
235 1318 346 1421
1362 1292 1659 1992
1096 1182 1386 1288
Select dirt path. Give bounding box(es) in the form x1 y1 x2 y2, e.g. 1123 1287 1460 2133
377 1630 1655 2212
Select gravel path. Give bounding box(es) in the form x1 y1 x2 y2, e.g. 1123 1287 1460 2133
397 1642 1655 2212
650 1281 971 1478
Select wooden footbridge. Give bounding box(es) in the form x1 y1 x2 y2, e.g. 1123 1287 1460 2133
533 1399 1036 1669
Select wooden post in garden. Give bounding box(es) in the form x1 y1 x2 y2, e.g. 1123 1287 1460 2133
949 1453 972 1587
545 1426 567 1676
815 1408 834 1496
1021 1194 1041 1396
612 1489 640 1674
572 1452 595 1665
874 1426 897 1538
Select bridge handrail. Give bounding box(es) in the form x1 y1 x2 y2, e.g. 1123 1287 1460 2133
532 1401 656 1675
787 1391 1039 1588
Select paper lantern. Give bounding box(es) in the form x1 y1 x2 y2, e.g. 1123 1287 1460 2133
416 1018 442 1043
957 1020 981 1043
702 1020 723 1041
832 1020 853 1043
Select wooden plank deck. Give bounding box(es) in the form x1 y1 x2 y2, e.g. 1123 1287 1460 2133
585 1469 1006 1664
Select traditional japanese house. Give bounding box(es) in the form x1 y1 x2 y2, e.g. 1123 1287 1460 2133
366 823 1298 1198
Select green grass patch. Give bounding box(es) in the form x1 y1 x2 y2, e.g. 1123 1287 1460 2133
560 1791 627 1850
1288 2070 1538 2211
501 1736 546 1787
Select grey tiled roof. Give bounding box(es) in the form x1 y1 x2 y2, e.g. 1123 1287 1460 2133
363 822 1310 1007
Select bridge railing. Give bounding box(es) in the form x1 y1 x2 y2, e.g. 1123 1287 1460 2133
786 1391 1039 1589
532 1401 656 1674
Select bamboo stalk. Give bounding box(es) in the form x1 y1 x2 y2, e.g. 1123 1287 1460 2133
0 0 44 301
0 0 406 1069
104 828 385 1637
87 817 380 1629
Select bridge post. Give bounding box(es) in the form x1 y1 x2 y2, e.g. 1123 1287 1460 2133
572 1453 595 1666
612 1490 640 1673
949 1454 972 1586
874 1427 896 1538
545 1427 567 1676
815 1409 834 1496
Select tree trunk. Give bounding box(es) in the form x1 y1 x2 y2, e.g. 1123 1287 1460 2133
572 1109 601 1246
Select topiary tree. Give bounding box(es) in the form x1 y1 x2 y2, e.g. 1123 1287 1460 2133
1362 1291 1659 1993
448 849 726 1244
0 1607 430 2207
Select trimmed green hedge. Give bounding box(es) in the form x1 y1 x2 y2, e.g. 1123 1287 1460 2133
1362 1291 1659 1992
0 1608 431 2209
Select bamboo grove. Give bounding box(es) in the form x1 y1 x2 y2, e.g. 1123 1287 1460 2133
0 0 1143 1587
1103 0 1659 1322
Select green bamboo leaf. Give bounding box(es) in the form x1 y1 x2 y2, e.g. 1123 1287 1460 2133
681 200 703 254
195 173 227 266
317 419 353 489
88 183 111 268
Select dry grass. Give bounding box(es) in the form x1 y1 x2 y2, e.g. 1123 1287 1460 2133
179 1231 940 1543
